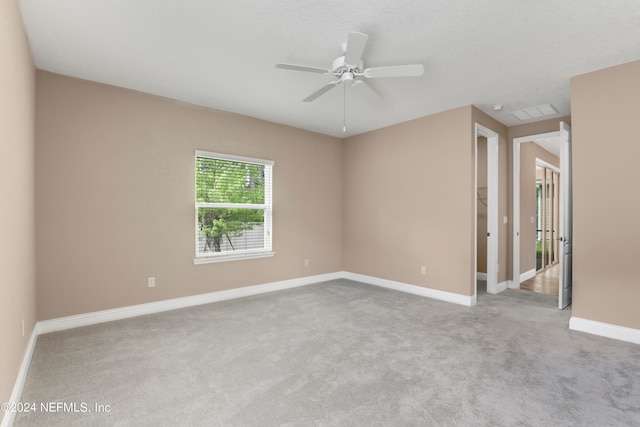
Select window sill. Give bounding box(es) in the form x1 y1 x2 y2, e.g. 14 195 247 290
194 251 275 265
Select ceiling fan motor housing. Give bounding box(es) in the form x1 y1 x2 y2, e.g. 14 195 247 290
332 56 363 78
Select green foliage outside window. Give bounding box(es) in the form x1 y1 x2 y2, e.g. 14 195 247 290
196 157 266 253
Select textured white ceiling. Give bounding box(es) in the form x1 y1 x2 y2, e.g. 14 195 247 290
19 0 640 137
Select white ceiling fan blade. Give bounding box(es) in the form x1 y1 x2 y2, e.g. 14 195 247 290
344 32 368 67
353 79 382 102
276 63 330 74
363 64 425 78
303 81 339 102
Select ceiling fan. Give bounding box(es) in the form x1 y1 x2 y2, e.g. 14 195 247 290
276 31 425 103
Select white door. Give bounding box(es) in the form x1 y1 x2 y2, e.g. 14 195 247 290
558 121 572 309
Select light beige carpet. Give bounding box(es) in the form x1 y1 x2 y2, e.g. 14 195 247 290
14 279 640 426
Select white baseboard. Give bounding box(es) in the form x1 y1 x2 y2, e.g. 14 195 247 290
342 272 473 307
487 280 508 294
1 328 38 427
520 268 536 282
476 272 487 281
570 317 640 345
37 272 342 335
37 271 475 335
508 280 519 290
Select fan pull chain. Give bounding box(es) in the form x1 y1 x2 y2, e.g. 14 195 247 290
343 83 347 133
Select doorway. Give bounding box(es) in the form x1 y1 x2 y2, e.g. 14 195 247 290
519 159 560 296
474 123 499 303
512 122 573 309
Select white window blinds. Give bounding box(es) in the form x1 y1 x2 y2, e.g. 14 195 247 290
195 150 273 262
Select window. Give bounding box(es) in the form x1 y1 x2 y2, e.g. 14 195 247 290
194 150 273 264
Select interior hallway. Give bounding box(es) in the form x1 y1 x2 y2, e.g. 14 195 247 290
521 264 560 296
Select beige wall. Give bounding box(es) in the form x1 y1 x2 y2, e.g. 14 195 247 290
343 106 474 295
571 60 640 330
36 72 513 323
0 0 36 408
35 71 343 320
519 143 559 274
342 106 508 296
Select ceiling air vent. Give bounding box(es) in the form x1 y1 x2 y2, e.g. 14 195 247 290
511 104 558 121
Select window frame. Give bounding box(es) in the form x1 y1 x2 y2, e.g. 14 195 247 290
194 150 274 264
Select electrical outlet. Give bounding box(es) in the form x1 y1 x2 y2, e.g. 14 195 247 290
420 266 426 275
148 277 156 288
304 259 309 267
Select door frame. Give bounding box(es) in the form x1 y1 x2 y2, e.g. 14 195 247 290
512 129 569 295
474 123 500 301
512 131 558 289
558 121 572 309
